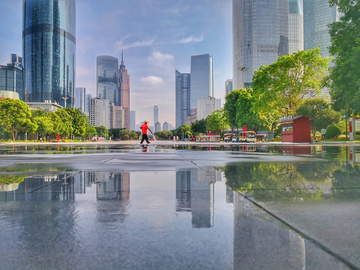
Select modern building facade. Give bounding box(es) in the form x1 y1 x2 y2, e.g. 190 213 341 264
0 91 20 100
163 122 169 131
118 53 130 129
109 104 124 129
26 100 63 112
85 94 92 116
75 87 86 113
289 0 304 54
154 106 159 126
216 99 222 110
190 54 214 109
23 0 76 106
304 0 340 58
197 96 216 121
97 56 118 106
175 70 191 128
232 0 289 89
0 54 24 100
130 111 136 131
89 97 110 129
185 107 197 125
155 122 161 133
225 79 233 96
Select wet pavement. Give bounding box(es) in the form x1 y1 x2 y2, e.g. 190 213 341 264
0 144 360 269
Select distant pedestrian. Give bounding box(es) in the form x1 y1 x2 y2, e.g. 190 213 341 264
321 128 326 142
140 121 153 144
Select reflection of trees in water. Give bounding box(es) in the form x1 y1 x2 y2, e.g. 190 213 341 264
220 160 345 201
0 175 26 185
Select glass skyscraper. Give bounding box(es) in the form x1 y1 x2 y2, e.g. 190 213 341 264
23 0 76 107
118 53 130 129
289 0 303 54
190 54 214 109
96 55 119 106
0 54 24 100
304 0 340 58
225 79 233 95
75 87 86 112
153 105 159 126
232 0 289 89
175 70 191 128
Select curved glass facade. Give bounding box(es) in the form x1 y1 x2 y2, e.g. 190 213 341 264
96 56 118 106
23 0 76 107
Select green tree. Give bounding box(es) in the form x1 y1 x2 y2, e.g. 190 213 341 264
296 98 342 136
96 126 108 137
154 130 173 140
0 99 33 141
224 90 242 129
85 121 97 139
206 110 229 135
191 119 207 135
235 88 261 130
65 107 87 137
329 0 360 113
47 112 63 140
33 116 53 139
54 109 73 138
252 48 330 119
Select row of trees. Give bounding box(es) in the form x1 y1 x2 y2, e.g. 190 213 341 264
0 98 98 141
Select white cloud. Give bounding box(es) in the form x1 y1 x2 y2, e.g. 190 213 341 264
148 52 174 63
115 36 156 52
140 76 165 85
176 34 204 44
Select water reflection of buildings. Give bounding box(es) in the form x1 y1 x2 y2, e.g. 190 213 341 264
233 192 306 269
176 169 221 228
0 172 130 202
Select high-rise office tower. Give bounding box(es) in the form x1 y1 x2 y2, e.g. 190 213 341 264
84 94 92 116
289 0 303 54
225 79 233 96
0 54 24 100
304 0 341 58
232 0 289 89
154 105 159 126
155 122 161 133
190 54 214 109
163 122 169 131
118 53 130 130
23 0 76 106
75 87 86 113
130 111 135 131
109 104 124 129
175 70 191 128
97 56 118 106
89 97 110 129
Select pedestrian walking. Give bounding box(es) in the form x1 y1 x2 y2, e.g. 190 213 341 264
140 121 153 144
321 128 326 142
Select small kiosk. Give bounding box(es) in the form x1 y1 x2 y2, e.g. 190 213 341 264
279 115 314 143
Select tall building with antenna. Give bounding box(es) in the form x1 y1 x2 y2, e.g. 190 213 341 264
119 52 130 129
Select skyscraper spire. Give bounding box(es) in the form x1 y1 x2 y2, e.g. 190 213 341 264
121 51 124 66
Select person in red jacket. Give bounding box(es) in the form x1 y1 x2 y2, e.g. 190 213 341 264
140 120 153 144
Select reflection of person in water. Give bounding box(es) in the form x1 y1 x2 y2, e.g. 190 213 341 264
142 145 148 153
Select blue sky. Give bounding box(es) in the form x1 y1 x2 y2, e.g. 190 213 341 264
0 0 232 127
0 0 302 127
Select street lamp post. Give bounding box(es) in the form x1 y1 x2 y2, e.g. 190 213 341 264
61 96 69 108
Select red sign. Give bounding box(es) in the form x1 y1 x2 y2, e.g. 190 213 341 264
209 131 212 136
350 122 353 133
243 126 248 132
57 133 60 142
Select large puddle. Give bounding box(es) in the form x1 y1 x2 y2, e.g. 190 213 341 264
0 145 359 269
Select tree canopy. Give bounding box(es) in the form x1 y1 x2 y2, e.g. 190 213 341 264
206 110 229 135
329 0 360 113
0 99 33 141
252 48 330 118
296 98 342 136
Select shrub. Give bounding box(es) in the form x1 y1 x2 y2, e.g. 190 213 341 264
326 125 341 139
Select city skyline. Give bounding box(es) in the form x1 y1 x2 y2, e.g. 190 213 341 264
0 0 233 126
